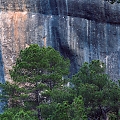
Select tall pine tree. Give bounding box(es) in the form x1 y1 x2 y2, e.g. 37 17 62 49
1 44 70 120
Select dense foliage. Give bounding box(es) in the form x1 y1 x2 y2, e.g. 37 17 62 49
0 44 70 120
0 45 120 120
0 108 37 120
71 60 120 119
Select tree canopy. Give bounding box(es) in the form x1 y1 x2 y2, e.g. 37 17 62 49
71 60 120 119
1 44 70 120
0 45 120 120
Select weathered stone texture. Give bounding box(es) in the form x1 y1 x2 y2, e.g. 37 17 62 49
0 0 40 12
1 0 120 82
0 11 28 81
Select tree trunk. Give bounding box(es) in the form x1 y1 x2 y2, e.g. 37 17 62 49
38 108 42 120
36 82 42 120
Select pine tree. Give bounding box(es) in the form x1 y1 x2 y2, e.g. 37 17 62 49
1 44 70 120
71 60 120 119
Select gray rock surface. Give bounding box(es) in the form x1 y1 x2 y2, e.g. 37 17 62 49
0 0 120 82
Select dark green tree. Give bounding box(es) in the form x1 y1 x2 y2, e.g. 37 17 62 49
71 96 87 120
48 101 70 120
1 44 70 120
40 96 87 120
39 86 75 120
0 108 37 120
71 60 120 119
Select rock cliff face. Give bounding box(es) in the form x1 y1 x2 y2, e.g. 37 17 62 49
0 0 120 82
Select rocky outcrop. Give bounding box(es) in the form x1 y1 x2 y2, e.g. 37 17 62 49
1 0 120 24
0 0 120 82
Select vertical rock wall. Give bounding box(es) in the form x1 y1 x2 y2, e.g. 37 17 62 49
0 0 120 82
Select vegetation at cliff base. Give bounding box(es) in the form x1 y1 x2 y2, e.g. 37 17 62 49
71 60 120 119
0 44 120 120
